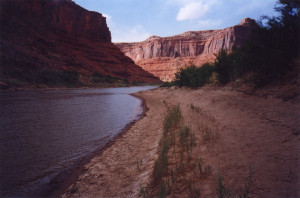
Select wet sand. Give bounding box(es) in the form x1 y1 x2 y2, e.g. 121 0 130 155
62 86 300 197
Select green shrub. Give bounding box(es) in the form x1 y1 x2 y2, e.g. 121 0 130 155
160 81 177 87
214 1 299 86
36 70 80 86
174 63 214 88
91 72 124 84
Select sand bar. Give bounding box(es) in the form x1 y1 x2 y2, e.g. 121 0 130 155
63 86 299 197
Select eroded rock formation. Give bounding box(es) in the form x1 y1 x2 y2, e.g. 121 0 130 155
0 0 160 85
116 18 256 81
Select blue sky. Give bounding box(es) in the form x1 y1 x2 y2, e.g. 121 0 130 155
73 0 278 43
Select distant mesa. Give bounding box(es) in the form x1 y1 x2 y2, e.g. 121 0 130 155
115 18 256 82
0 0 161 87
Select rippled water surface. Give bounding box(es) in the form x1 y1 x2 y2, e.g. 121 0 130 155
0 86 156 197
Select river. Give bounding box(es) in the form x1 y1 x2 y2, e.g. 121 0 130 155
0 86 156 197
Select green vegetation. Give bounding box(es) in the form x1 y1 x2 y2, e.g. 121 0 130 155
166 1 299 88
0 69 155 88
216 165 255 198
202 126 219 148
174 63 214 88
35 70 80 86
91 72 129 85
190 103 201 113
146 103 201 197
136 158 143 171
1 69 81 87
153 104 182 186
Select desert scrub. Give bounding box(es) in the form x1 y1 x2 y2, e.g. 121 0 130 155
163 104 181 136
150 104 201 197
152 104 182 187
201 125 219 148
136 158 143 171
216 165 254 198
190 103 201 113
174 63 214 88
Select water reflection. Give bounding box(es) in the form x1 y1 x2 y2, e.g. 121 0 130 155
0 86 155 197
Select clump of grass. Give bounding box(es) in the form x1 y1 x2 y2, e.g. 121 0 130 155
152 104 182 187
188 179 201 198
178 125 197 161
139 184 149 198
196 158 211 178
216 165 255 198
136 159 143 171
179 126 190 146
163 104 181 136
190 103 201 113
216 172 228 198
240 165 254 198
151 103 203 197
159 181 167 198
202 126 219 147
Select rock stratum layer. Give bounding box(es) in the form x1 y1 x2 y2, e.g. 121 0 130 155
0 0 160 85
116 18 256 81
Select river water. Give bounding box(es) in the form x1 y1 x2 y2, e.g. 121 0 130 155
0 86 155 197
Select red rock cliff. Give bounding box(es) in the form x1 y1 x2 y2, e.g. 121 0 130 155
116 18 256 81
1 0 111 42
0 0 160 85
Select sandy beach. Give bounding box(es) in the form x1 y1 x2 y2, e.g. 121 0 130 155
62 85 300 197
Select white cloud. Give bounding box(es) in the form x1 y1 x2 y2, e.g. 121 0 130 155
102 13 112 21
102 13 151 42
102 13 113 31
176 1 210 21
112 25 151 43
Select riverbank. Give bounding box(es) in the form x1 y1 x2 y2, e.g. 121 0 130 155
40 92 149 198
0 86 156 197
62 86 299 197
0 80 159 92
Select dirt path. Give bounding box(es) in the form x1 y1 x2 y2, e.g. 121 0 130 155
62 87 299 198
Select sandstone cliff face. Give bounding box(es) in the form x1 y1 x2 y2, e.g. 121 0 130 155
116 18 256 81
0 0 160 85
1 0 111 43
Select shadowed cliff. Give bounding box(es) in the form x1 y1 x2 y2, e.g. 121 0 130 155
0 0 161 88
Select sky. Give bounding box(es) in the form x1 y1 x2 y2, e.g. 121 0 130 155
73 0 279 43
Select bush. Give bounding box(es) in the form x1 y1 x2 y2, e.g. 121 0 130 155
1 68 81 86
160 81 177 87
214 47 249 85
91 72 122 84
36 70 80 86
174 63 214 88
214 0 299 86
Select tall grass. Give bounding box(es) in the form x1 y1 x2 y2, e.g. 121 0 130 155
216 165 255 198
152 104 182 187
149 103 201 197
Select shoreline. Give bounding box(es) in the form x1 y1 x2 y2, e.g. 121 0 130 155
0 83 160 92
40 92 150 197
61 86 299 197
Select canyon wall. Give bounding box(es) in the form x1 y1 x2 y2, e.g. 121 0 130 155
0 0 160 86
116 18 256 81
